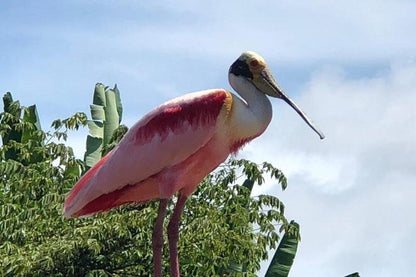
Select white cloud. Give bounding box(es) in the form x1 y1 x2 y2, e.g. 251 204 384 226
3 0 415 130
98 0 416 63
250 61 416 276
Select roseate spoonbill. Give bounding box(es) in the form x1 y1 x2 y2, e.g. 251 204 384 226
64 51 324 276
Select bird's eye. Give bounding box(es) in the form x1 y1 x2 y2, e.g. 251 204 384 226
250 60 259 67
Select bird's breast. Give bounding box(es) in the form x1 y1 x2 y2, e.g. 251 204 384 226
224 92 272 153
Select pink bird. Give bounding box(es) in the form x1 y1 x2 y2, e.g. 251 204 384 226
64 51 324 276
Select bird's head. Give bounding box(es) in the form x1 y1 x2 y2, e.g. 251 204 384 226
229 51 325 139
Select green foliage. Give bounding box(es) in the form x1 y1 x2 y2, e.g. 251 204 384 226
102 124 129 155
0 92 297 276
265 220 300 277
179 160 290 276
0 94 86 276
84 84 123 168
0 92 43 163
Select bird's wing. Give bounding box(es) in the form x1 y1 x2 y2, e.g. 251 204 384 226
64 89 232 217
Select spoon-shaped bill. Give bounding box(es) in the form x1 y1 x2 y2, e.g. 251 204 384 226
259 68 325 140
280 92 325 139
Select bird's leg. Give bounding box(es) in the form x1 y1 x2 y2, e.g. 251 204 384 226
152 199 168 277
167 193 187 277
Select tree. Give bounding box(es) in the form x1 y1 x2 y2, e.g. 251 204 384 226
0 91 298 276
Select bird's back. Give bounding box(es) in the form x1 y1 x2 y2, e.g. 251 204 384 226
64 89 233 218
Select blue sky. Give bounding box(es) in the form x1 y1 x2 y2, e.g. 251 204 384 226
2 1 416 276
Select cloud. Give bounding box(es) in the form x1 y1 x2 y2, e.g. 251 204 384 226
249 60 416 276
2 1 415 128
97 0 416 63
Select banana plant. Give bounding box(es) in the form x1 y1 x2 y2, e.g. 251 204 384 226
265 220 300 277
1 92 43 162
84 83 124 169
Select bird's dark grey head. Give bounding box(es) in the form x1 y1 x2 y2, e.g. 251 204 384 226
229 59 253 79
228 51 325 140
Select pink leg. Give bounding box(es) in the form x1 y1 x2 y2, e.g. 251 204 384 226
152 199 168 277
167 193 187 277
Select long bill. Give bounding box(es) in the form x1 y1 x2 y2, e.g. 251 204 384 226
280 92 325 140
258 68 325 140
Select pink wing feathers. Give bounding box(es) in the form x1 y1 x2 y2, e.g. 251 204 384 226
64 89 230 218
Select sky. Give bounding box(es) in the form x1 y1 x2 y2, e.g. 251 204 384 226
1 1 416 276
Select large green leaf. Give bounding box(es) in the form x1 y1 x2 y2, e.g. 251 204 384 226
93 83 106 106
242 178 255 192
265 221 300 277
1 92 22 149
87 120 103 138
103 88 120 145
113 84 123 123
2 92 15 113
84 83 123 168
21 105 42 144
84 135 103 168
89 104 105 121
1 93 43 162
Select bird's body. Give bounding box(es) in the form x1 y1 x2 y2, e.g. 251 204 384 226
64 87 272 217
64 51 324 277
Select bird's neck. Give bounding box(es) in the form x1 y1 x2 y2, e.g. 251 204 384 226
228 75 273 146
